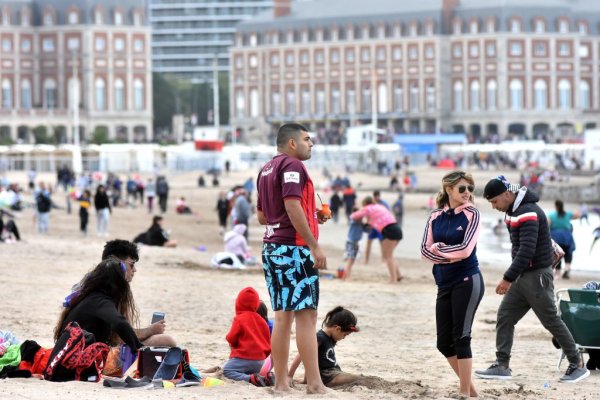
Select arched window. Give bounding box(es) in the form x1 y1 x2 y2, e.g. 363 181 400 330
114 79 124 111
316 88 325 114
134 79 144 110
486 80 497 110
68 77 80 110
331 87 341 114
44 11 54 26
346 88 356 114
558 79 571 109
95 78 105 110
271 91 280 115
426 83 435 112
510 19 521 33
68 10 78 24
453 81 463 112
378 83 388 113
394 85 403 112
44 79 57 108
579 81 590 110
95 9 103 24
534 20 545 34
114 11 122 26
410 83 419 112
534 79 547 110
362 85 371 113
509 79 523 110
20 79 31 109
301 88 310 115
470 81 480 111
1 78 12 108
250 88 259 117
2 10 10 25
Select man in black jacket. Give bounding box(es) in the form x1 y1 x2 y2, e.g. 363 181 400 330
475 176 589 383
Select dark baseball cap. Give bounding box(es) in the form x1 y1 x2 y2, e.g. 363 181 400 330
483 176 510 200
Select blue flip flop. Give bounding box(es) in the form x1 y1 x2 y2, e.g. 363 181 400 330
152 347 183 381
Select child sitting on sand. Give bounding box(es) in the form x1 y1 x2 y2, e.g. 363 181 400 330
288 306 361 387
223 287 273 387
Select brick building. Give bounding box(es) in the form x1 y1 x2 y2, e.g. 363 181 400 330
0 0 152 144
230 0 600 144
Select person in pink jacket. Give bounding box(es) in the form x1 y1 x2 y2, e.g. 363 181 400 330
350 196 403 283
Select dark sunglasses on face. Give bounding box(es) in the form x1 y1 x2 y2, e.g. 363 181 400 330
458 185 475 194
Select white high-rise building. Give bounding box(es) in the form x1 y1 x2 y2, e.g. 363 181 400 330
149 0 273 82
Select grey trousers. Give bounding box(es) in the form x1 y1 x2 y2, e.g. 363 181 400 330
496 266 579 366
223 357 264 382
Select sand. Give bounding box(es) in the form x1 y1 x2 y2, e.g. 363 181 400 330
0 166 597 400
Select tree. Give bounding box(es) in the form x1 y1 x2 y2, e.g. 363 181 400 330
92 126 111 144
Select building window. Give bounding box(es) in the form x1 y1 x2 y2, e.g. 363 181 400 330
361 48 370 62
95 78 106 110
426 83 435 112
95 10 103 24
509 79 523 110
486 42 496 57
21 12 29 27
345 48 355 63
301 89 310 115
68 11 78 24
347 88 356 114
134 39 144 53
20 38 30 52
114 79 124 111
331 87 340 114
486 19 495 33
580 81 590 109
361 85 371 113
134 79 144 110
44 13 53 26
558 79 571 109
44 79 57 109
20 79 31 109
486 80 497 110
285 52 294 66
453 81 463 112
578 21 588 34
376 47 386 61
410 84 419 112
452 43 462 58
331 49 339 64
470 81 480 111
114 38 125 52
316 89 325 114
394 85 403 111
453 20 461 34
409 23 417 36
236 90 245 118
271 53 279 67
286 89 295 115
534 42 547 57
315 50 324 64
534 79 547 110
425 45 434 59
470 20 478 34
509 41 522 56
558 20 569 34
392 46 402 60
67 37 79 50
510 19 521 33
469 43 479 57
133 12 141 26
271 91 281 115
95 37 105 51
579 44 589 58
2 79 12 109
377 83 388 113
2 38 11 52
42 38 55 52
250 88 259 117
68 78 79 110
300 51 308 65
114 11 122 26
558 42 570 56
535 20 545 33
408 46 417 60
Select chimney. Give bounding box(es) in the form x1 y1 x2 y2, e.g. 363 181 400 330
442 0 460 34
274 0 292 18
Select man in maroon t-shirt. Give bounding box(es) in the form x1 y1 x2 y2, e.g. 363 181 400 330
257 123 329 394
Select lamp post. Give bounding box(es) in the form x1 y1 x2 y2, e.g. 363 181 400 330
71 49 82 174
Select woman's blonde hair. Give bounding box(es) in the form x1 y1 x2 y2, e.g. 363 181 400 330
435 170 475 208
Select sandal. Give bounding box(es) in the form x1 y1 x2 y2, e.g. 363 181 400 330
562 270 570 279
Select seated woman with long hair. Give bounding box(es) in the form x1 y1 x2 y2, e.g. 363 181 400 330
53 257 142 350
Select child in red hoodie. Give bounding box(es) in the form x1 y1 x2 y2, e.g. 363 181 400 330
223 287 273 386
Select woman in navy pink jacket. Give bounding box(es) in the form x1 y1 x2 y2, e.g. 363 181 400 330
420 171 484 398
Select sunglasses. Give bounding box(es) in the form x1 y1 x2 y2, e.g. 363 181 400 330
457 185 475 194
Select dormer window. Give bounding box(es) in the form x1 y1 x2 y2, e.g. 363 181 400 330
510 19 521 33
68 11 78 24
559 19 569 33
95 10 103 24
453 20 461 34
2 11 9 26
44 12 53 26
535 20 545 34
470 20 478 34
114 11 122 25
21 10 29 27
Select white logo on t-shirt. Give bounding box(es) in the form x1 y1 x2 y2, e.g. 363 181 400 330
284 171 300 183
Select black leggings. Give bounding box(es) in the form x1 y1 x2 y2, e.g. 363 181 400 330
436 272 484 359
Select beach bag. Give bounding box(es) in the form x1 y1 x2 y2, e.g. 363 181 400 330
136 347 189 380
551 238 565 269
43 322 109 382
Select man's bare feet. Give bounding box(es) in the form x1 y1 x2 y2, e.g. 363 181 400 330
306 383 330 394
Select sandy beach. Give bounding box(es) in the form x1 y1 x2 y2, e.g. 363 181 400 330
0 166 598 400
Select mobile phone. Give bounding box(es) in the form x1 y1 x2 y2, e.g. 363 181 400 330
151 312 165 324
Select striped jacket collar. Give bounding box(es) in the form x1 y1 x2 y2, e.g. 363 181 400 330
443 202 474 214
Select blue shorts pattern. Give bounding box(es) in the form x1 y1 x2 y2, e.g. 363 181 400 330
368 227 384 241
262 243 319 311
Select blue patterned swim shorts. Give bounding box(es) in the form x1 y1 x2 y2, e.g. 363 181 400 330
262 243 319 311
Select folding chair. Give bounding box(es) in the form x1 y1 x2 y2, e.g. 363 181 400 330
555 288 600 369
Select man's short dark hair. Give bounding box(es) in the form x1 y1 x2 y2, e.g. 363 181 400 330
276 123 308 148
102 239 139 262
153 215 163 225
373 190 381 197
